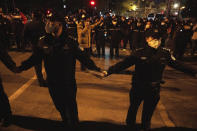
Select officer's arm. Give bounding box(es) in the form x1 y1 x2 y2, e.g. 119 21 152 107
107 55 137 76
167 51 196 76
67 37 100 72
90 19 102 29
0 49 17 73
19 49 43 71
77 23 88 34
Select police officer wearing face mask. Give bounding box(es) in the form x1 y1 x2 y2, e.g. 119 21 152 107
110 18 121 59
100 28 197 131
18 12 101 128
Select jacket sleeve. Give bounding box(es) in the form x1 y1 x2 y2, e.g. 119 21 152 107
77 23 88 35
107 55 137 75
167 51 197 76
90 20 102 29
67 37 100 71
0 49 17 72
19 49 43 71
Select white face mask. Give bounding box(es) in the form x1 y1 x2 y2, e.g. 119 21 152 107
146 37 161 49
145 24 151 29
112 21 117 25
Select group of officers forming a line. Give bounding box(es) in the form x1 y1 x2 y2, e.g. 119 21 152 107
1 9 197 131
1 8 197 61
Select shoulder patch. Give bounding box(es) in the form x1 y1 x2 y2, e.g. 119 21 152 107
39 36 45 40
162 47 171 52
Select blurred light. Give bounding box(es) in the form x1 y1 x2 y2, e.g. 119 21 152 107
90 0 95 6
132 5 137 11
174 12 178 15
180 6 185 10
63 5 66 8
47 10 50 14
173 3 179 9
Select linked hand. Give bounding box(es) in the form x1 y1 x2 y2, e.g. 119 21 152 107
96 71 108 79
102 71 108 77
88 70 108 79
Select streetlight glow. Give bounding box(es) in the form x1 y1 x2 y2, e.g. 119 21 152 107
132 5 137 11
173 3 179 9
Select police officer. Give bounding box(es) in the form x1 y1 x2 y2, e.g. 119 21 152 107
18 12 101 127
110 17 121 59
100 28 197 131
0 11 20 126
94 18 105 57
173 21 192 60
23 10 47 87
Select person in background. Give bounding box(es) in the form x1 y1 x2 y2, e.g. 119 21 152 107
77 15 103 71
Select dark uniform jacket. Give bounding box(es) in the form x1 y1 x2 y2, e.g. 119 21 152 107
107 46 196 86
23 19 45 47
19 31 100 85
0 16 16 72
0 16 11 48
0 44 17 74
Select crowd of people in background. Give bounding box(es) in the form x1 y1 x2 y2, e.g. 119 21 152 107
1 8 197 60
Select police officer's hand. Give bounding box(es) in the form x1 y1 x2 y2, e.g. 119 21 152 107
91 70 108 79
100 70 108 78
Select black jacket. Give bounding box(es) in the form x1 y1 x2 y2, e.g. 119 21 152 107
23 19 45 46
19 31 100 84
0 44 16 73
107 46 196 85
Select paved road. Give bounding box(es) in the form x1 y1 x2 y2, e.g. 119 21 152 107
0 50 197 131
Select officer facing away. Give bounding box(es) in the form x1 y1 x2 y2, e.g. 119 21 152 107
18 12 101 127
0 11 21 126
100 29 197 131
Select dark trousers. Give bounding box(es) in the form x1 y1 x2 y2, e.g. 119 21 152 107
96 39 105 57
0 77 11 118
126 86 160 129
81 48 91 71
48 81 79 125
123 37 129 49
110 44 119 58
34 62 45 84
191 40 197 55
173 39 188 59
